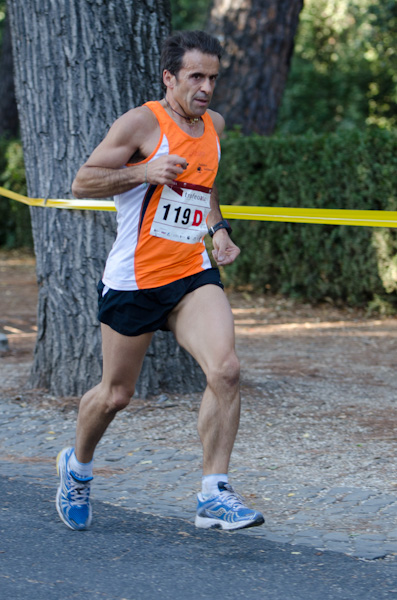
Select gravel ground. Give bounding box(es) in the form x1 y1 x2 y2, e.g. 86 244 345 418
2 251 397 559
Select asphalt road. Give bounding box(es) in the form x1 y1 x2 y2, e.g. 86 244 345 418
1 475 397 600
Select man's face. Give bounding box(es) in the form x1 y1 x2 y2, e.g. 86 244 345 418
164 49 220 117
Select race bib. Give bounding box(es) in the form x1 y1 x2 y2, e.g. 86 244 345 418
150 181 211 244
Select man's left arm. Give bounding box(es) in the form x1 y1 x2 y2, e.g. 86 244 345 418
208 184 240 266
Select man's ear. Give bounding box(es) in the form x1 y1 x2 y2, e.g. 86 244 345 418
163 69 176 90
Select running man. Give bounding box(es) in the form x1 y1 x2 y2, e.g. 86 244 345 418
56 30 264 532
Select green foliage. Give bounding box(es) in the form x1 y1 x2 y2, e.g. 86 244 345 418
2 127 397 310
169 0 396 133
170 0 210 31
278 0 397 133
0 0 5 46
0 137 32 248
217 127 397 309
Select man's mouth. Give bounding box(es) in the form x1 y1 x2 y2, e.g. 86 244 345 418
195 97 209 106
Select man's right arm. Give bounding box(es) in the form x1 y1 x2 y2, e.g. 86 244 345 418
72 108 187 199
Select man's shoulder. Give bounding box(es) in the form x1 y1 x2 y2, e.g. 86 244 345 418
207 109 225 137
115 104 159 134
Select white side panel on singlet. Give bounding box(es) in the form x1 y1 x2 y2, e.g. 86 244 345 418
102 135 170 291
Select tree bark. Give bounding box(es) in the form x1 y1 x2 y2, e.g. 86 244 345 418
0 12 19 137
207 0 303 135
7 0 205 397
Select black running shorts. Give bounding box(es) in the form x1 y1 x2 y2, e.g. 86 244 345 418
97 268 224 337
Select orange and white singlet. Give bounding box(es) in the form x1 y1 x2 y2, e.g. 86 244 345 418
102 101 221 291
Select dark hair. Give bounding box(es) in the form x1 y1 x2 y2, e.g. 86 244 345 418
160 30 223 81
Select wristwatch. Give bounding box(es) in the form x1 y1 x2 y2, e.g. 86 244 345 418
208 219 232 238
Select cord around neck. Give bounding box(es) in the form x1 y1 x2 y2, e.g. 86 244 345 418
164 99 201 125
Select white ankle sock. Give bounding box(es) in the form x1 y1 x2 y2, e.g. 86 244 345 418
202 474 229 498
69 449 93 481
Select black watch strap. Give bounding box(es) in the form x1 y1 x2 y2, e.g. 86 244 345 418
208 219 232 238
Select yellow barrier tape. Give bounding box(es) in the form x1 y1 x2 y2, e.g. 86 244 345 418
220 205 397 228
0 186 116 211
1 185 397 228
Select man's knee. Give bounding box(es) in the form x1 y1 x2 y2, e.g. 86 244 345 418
103 385 134 414
207 353 240 391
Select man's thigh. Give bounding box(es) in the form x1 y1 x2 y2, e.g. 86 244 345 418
101 323 153 391
167 284 236 373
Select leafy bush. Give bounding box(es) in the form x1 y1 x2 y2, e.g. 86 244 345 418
0 137 32 248
2 127 397 311
278 0 397 134
217 127 397 309
170 0 209 31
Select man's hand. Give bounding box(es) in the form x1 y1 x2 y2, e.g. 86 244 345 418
146 154 187 186
211 229 240 266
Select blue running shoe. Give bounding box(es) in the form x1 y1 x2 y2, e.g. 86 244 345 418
56 447 92 531
195 482 264 531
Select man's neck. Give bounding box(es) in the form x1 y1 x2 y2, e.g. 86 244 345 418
163 98 203 126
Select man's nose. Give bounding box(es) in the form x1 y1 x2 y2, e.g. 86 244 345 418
201 78 213 94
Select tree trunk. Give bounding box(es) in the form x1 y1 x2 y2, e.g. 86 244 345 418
207 0 303 135
0 12 19 137
7 0 205 397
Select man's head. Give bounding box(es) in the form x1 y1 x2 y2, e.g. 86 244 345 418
161 31 222 118
161 30 222 85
